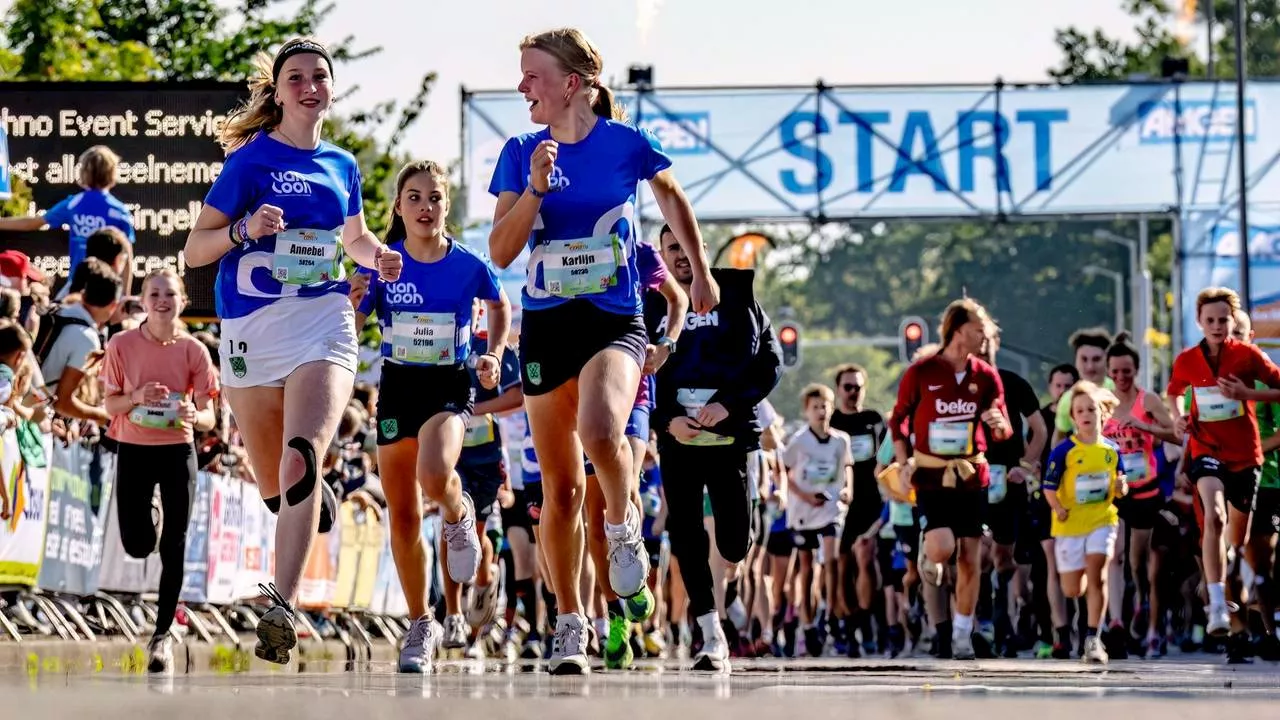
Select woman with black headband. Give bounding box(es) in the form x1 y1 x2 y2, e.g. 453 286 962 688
184 37 403 666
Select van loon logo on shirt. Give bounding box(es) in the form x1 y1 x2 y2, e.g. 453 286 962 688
547 166 570 192
72 214 106 238
270 170 313 196
385 282 424 305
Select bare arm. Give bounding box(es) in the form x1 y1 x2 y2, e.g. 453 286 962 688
489 190 541 269
184 205 237 268
1142 391 1182 445
649 170 712 282
340 212 389 270
0 216 47 231
1022 409 1047 467
52 367 109 425
484 290 513 362
657 272 689 342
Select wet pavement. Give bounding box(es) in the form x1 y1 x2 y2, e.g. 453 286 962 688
5 652 1280 717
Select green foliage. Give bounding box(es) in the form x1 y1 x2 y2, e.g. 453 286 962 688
770 341 902 428
1 177 35 217
1 0 160 81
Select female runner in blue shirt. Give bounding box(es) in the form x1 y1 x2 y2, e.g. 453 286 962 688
184 37 403 666
488 26 718 675
355 159 511 673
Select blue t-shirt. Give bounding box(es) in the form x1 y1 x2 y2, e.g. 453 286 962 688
44 189 135 272
203 133 363 319
460 335 521 466
358 239 502 366
640 463 663 540
487 119 672 316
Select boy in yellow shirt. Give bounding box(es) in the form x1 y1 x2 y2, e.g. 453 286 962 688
1042 380 1128 664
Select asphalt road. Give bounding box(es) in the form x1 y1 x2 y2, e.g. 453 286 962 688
5 654 1280 718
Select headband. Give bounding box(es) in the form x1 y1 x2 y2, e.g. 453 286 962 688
272 40 334 82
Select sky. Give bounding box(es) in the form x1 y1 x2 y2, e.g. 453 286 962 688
306 0 1144 162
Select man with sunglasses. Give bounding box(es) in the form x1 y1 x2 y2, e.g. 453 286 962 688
830 363 887 656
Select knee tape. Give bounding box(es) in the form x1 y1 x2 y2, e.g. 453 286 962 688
264 495 281 514
285 436 319 507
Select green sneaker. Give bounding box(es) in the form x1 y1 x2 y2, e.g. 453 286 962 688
623 586 655 623
1033 640 1054 659
604 612 634 670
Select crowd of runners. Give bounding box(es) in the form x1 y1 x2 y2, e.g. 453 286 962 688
3 29 1280 677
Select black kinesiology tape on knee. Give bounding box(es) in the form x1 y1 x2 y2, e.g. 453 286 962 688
264 496 281 514
285 436 319 507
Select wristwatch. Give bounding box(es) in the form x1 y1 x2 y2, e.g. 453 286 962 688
656 336 677 353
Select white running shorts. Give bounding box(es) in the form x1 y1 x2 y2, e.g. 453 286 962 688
219 292 358 389
1054 523 1118 574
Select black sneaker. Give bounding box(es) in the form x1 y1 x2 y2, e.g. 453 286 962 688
1102 624 1129 660
1226 632 1254 665
1255 633 1280 662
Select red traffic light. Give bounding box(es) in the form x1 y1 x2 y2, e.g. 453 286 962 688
904 323 923 342
779 325 798 344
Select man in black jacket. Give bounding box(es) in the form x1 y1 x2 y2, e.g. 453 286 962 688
646 225 783 672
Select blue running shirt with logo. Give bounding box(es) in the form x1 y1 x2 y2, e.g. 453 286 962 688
43 189 136 272
203 133 363 319
357 239 502 366
487 119 672 316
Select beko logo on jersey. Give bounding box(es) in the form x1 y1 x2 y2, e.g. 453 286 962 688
385 282 424 305
656 311 719 334
935 398 977 416
271 171 312 195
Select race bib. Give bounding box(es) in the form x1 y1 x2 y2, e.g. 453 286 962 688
129 392 183 430
271 228 341 285
988 464 1008 504
804 460 838 487
928 421 973 456
889 501 914 526
675 388 734 446
1194 386 1244 423
541 234 621 298
879 521 897 540
1121 452 1148 481
391 312 457 365
463 414 495 448
1075 471 1112 505
851 434 875 463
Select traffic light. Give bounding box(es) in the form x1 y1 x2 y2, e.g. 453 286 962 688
778 322 801 369
899 316 928 363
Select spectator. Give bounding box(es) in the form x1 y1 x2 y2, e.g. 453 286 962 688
35 257 122 426
0 288 20 322
0 145 136 288
61 227 134 300
0 250 47 335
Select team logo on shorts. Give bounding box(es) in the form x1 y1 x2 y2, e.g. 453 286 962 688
230 356 248 378
381 418 398 439
526 362 542 385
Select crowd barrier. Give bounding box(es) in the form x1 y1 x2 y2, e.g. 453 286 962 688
0 427 440 654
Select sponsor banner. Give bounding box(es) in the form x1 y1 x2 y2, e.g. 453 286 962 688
296 511 341 610
204 473 242 605
0 429 50 587
36 442 115 596
98 480 163 595
465 81 1280 224
1181 206 1280 358
234 482 274 601
179 471 212 603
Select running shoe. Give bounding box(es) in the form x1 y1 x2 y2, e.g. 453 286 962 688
952 627 976 660
692 612 729 672
254 583 297 665
146 634 173 675
644 629 667 658
1082 635 1109 664
398 615 440 673
466 572 500 629
604 611 634 670
443 493 482 584
442 613 468 650
623 585 656 623
606 504 650 599
1207 602 1231 637
1255 633 1280 661
549 613 590 675
1226 632 1254 665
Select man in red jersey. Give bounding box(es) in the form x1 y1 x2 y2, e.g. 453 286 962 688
891 297 1011 659
1167 287 1280 663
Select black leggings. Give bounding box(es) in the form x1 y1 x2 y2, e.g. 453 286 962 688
661 443 752 618
115 442 196 637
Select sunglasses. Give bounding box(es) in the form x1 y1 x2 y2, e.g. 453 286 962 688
841 383 862 392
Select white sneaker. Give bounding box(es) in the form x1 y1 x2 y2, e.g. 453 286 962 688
549 613 590 675
398 615 440 673
146 634 173 674
1207 602 1231 637
727 597 749 632
443 493 482 584
466 572 500 629
606 504 650 599
442 613 469 650
952 626 976 660
1083 635 1109 664
692 612 730 672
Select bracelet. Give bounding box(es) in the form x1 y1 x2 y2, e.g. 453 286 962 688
528 185 547 199
482 351 501 363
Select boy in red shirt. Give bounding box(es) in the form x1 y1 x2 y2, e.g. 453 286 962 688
1166 287 1280 661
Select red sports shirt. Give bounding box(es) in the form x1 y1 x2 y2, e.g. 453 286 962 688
1166 338 1280 471
890 354 1007 490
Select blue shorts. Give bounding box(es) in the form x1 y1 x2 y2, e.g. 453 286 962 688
583 405 651 477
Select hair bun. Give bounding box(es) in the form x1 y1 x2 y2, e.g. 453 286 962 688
1113 330 1133 345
